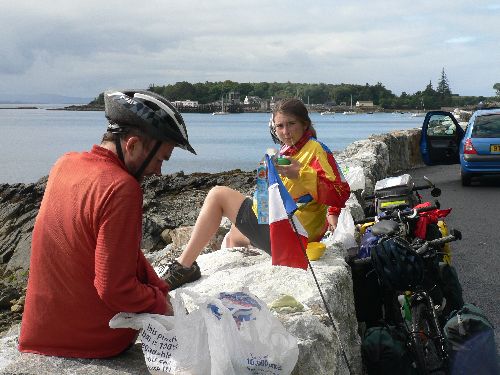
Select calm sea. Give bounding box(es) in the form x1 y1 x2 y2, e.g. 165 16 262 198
0 105 424 183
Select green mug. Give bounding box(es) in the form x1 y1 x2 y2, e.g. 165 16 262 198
276 157 291 165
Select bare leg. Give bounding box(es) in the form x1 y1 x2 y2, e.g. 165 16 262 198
226 224 251 248
177 186 247 267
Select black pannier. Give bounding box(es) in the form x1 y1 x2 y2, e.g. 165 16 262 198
373 174 417 214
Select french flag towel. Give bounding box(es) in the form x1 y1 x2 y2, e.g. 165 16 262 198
266 154 309 269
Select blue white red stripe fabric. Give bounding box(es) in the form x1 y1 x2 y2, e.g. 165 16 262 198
266 154 309 269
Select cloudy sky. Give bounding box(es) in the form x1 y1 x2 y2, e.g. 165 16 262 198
1 0 499 99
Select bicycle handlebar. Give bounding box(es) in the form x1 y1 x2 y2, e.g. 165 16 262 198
415 233 460 255
413 184 433 191
354 204 438 225
348 231 461 265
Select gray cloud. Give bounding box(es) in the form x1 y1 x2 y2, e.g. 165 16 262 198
0 0 498 97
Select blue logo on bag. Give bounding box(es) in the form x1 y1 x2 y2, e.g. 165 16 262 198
207 292 262 328
208 303 223 320
218 292 262 309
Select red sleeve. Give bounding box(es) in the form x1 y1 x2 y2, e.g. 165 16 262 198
328 206 341 216
137 249 170 295
310 152 351 213
93 181 168 315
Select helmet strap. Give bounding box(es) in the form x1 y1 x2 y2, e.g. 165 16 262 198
133 140 162 181
114 135 125 163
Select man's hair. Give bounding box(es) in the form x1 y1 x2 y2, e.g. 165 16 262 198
101 125 155 149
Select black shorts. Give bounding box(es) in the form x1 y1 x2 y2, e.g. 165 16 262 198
235 198 271 255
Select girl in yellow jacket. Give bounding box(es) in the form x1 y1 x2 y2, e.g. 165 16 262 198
164 98 351 290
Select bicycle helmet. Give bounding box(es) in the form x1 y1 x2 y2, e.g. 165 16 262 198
104 89 195 154
370 237 424 291
104 89 195 180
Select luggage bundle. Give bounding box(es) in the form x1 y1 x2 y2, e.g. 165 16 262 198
373 174 418 214
361 325 416 375
350 256 383 324
443 303 499 375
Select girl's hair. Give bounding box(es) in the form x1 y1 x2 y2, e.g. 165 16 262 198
271 99 317 141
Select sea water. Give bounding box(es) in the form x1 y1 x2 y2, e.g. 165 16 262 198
0 106 423 183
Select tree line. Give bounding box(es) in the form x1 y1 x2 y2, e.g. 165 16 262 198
90 69 496 110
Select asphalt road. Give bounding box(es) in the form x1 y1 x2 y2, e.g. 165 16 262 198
401 163 500 352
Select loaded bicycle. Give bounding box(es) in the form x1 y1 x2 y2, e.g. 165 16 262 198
348 202 462 375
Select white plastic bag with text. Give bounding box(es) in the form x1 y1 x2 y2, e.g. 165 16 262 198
109 292 210 375
199 289 299 375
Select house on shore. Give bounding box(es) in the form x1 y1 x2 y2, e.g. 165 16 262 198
173 100 199 108
355 100 374 108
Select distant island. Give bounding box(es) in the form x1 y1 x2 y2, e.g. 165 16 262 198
74 74 498 113
5 73 498 113
48 104 104 111
0 93 92 105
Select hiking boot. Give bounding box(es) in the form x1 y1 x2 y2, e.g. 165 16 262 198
164 260 201 290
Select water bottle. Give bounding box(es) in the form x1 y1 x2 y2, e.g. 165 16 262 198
255 160 269 224
398 294 412 322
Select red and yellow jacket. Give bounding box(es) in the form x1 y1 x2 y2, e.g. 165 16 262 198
280 130 351 241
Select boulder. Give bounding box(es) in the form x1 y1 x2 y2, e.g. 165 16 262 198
179 246 363 375
168 225 229 251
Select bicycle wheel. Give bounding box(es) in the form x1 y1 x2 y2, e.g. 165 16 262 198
411 302 446 375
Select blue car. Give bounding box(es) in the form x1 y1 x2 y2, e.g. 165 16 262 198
420 108 500 186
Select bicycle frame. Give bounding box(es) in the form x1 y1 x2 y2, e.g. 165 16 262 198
409 291 449 362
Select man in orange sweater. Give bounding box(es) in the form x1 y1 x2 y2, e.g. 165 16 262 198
18 90 196 358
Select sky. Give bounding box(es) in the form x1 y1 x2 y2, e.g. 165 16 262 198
1 0 499 99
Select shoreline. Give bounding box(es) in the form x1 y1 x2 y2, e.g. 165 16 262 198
0 103 459 114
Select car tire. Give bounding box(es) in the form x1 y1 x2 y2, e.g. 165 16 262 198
461 171 472 186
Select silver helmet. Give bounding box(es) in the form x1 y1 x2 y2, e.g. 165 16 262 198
104 89 196 154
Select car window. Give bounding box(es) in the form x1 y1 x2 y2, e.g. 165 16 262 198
471 114 500 138
427 115 456 136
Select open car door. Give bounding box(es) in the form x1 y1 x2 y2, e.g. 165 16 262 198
420 111 465 165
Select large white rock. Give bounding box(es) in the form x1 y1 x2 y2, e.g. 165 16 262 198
176 245 362 375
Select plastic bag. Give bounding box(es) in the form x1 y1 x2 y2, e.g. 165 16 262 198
109 289 298 375
201 290 299 375
109 292 210 375
342 165 366 191
324 208 357 250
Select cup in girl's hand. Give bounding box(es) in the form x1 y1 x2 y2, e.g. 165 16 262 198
276 157 291 166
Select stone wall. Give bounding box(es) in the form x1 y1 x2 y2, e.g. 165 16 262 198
0 128 425 375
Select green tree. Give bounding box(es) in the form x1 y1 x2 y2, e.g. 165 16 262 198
421 81 440 109
88 92 104 106
436 68 452 96
436 68 452 106
493 83 500 96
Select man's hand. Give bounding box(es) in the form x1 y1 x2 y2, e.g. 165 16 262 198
165 296 174 316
